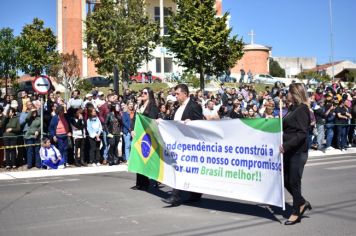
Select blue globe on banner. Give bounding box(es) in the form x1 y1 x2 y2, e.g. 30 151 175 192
141 134 152 158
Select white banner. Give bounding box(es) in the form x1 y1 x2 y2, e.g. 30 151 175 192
157 118 284 208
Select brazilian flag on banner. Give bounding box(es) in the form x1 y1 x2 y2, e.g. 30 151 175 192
128 114 164 182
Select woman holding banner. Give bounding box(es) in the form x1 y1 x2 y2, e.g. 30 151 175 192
281 83 312 225
131 87 158 190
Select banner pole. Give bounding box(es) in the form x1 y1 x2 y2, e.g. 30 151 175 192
279 99 286 210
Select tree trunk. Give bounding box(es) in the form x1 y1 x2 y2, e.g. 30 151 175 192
113 65 119 95
199 65 205 91
5 76 8 95
122 70 128 92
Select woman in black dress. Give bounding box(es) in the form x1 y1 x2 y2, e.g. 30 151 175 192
281 83 312 225
131 87 158 190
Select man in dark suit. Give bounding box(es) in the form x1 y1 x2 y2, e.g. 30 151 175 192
162 84 203 206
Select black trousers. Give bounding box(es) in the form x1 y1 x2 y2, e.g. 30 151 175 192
89 138 101 164
284 151 308 214
136 174 150 187
3 136 17 167
108 136 120 164
171 189 202 202
74 138 86 164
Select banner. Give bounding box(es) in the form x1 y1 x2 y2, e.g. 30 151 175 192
128 114 285 208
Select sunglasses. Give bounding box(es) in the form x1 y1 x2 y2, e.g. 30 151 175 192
142 91 148 95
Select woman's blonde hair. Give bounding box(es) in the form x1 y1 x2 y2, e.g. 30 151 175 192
288 83 309 106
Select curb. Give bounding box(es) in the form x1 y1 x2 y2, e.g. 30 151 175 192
0 165 128 180
308 147 356 157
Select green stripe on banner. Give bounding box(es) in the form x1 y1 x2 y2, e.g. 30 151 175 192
240 118 281 133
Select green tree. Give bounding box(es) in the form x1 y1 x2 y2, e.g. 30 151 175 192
49 51 81 101
16 18 59 76
164 0 244 90
0 27 17 94
269 58 285 77
85 0 160 90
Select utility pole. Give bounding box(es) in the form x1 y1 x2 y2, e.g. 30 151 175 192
329 0 335 81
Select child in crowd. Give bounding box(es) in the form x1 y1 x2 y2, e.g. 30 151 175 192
39 137 65 169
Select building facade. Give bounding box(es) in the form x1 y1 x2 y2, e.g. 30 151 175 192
57 0 223 79
272 57 317 78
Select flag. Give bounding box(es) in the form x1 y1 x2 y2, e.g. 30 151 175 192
128 114 164 182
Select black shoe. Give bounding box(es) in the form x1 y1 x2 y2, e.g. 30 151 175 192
131 185 148 191
284 215 301 225
161 196 181 206
301 201 312 216
184 196 202 204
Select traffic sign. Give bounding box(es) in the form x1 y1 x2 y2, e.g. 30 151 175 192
32 75 51 94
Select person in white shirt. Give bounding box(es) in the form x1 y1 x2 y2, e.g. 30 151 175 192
39 137 65 169
203 100 220 120
166 88 177 102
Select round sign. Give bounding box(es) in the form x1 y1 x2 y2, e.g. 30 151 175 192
32 75 51 94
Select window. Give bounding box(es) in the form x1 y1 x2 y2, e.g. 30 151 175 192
156 57 173 73
154 7 172 35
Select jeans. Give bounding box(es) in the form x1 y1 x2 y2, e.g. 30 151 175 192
123 132 131 161
316 124 325 149
56 135 68 165
43 158 65 169
325 124 334 148
25 138 41 168
337 125 347 149
101 131 110 161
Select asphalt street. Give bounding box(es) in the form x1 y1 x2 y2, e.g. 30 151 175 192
0 153 355 236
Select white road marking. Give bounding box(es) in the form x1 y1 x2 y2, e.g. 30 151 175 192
308 155 355 162
306 159 356 167
0 178 80 187
325 165 356 170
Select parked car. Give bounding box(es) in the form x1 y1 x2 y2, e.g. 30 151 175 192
217 74 237 83
253 74 283 84
86 76 112 87
130 72 162 83
18 81 35 93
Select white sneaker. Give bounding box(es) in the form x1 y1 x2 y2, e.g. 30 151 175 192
91 163 96 167
58 165 65 169
324 147 335 151
96 163 101 167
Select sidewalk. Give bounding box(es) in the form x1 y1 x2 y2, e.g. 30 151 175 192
0 148 355 181
0 164 128 180
308 147 356 157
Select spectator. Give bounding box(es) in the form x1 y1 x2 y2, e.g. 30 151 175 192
70 108 87 167
24 108 41 169
229 102 244 119
3 107 20 169
49 106 72 166
203 100 219 120
335 100 352 150
86 106 103 166
122 102 132 162
324 101 336 151
39 137 65 169
105 105 122 165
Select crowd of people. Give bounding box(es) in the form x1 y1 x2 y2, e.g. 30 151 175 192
0 80 355 170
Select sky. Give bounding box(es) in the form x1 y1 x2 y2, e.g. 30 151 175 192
0 0 355 65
